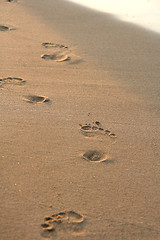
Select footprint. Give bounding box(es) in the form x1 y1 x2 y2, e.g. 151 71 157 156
24 95 50 104
0 77 26 88
42 42 68 49
41 42 82 64
0 25 9 31
41 211 85 238
82 150 109 163
50 211 84 225
79 121 117 139
41 53 70 62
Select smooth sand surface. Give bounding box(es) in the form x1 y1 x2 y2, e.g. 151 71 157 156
0 0 160 239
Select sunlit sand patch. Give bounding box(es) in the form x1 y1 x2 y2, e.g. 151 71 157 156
24 95 50 104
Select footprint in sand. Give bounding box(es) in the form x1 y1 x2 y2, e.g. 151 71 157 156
42 42 68 49
41 53 70 62
82 150 107 163
82 150 114 163
24 95 50 104
79 121 117 139
41 211 85 238
41 42 69 62
41 42 82 64
0 25 10 31
0 77 26 88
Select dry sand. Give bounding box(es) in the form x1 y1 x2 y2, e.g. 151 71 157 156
0 0 160 239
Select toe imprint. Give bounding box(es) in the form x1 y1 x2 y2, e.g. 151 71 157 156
41 223 55 232
109 133 117 138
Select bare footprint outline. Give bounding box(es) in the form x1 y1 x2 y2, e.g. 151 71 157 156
41 42 82 64
41 53 70 62
41 210 85 238
42 42 68 49
79 121 117 139
0 77 26 88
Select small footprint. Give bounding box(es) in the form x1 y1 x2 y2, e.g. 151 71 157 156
24 95 50 104
41 53 70 62
0 77 26 88
0 25 9 31
82 150 111 163
42 42 68 49
41 42 82 64
41 210 85 238
79 121 117 139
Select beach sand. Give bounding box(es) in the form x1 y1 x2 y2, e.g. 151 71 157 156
0 0 160 239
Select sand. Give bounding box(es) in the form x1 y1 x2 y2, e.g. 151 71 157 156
0 0 160 239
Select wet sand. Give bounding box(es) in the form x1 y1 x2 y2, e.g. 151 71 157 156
0 0 160 239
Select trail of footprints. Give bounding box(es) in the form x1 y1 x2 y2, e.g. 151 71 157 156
1 20 117 237
41 211 85 238
40 120 116 237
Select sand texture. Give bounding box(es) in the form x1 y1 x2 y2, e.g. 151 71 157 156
0 0 160 239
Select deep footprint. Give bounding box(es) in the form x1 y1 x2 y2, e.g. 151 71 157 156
0 25 9 31
41 53 70 62
0 77 26 88
42 42 68 49
82 150 108 163
24 95 50 104
41 210 85 238
80 121 117 138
